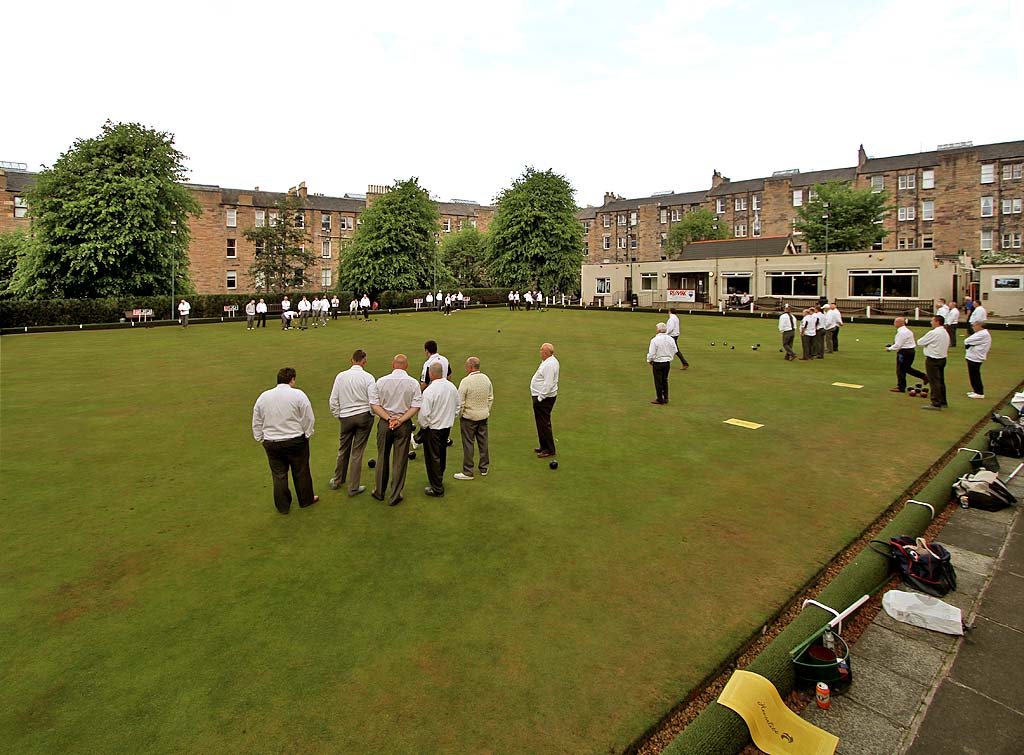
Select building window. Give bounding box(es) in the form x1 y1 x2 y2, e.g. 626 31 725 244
671 208 682 222
602 235 610 250
921 170 935 189
870 176 884 192
766 270 821 296
752 194 761 211
581 220 591 232
226 208 237 227
640 272 658 291
898 174 916 190
848 269 918 297
321 213 331 232
921 234 934 249
981 196 994 217
442 218 451 232
715 198 725 214
660 209 667 224
294 212 304 228
226 238 236 258
596 277 611 294
470 218 477 229
321 268 332 287
628 235 636 249
735 197 747 211
898 206 916 221
1002 232 1023 249
629 211 638 226
752 219 761 237
617 214 627 226
14 196 28 218
660 232 668 245
338 216 353 230
723 272 752 294
792 190 803 207
921 201 934 221
734 223 747 237
980 230 993 251
226 271 237 289
617 236 626 249
1002 198 1022 214
255 209 266 227
255 240 265 256
1003 163 1023 180
269 211 279 226
980 164 995 184
603 215 610 228
321 240 331 259
872 240 883 251
897 237 914 250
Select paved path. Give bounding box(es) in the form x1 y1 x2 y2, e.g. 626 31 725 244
801 456 1024 755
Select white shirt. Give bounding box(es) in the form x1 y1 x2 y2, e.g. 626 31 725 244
419 378 461 430
421 353 451 384
445 295 452 305
368 369 422 418
665 313 681 338
252 383 315 442
530 355 560 400
947 307 960 325
936 304 950 322
778 312 796 333
888 325 916 351
331 297 340 308
298 299 311 312
311 299 321 312
917 326 950 359
281 298 291 311
426 294 434 303
178 301 190 315
964 328 992 362
329 365 376 419
256 301 268 313
458 371 493 421
245 302 256 315
360 295 371 308
282 310 297 321
349 300 358 312
514 292 520 302
825 309 842 328
969 305 987 324
647 333 676 363
800 314 817 336
525 292 533 303
821 309 836 329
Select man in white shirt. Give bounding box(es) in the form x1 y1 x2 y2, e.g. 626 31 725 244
368 354 422 506
444 293 452 316
252 367 317 514
328 349 376 496
426 292 434 310
281 296 291 317
969 300 987 327
918 316 951 410
513 290 521 310
531 343 560 458
799 308 817 360
665 308 690 369
812 306 827 358
319 297 329 327
535 290 543 311
647 323 677 405
885 317 928 393
349 298 359 318
330 295 340 320
255 298 268 328
946 301 960 347
419 362 461 497
935 299 950 324
507 291 514 311
827 304 844 352
281 309 297 330
245 299 256 330
310 297 321 328
778 304 797 361
297 296 311 329
454 357 494 481
963 321 992 399
177 299 191 327
420 340 451 390
524 291 533 311
821 304 835 354
359 293 371 320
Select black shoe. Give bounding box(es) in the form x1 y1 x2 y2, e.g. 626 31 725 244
534 447 542 453
371 491 385 502
299 495 319 508
424 487 444 497
388 497 403 506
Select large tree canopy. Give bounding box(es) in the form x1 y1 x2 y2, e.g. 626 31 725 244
487 167 583 293
244 195 314 293
663 208 730 255
794 180 892 252
14 121 201 299
439 225 489 288
338 178 441 295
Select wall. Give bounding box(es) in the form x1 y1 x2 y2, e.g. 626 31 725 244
980 263 1024 317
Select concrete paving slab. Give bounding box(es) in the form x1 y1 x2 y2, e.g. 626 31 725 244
804 694 906 755
940 522 1003 557
948 509 1012 539
949 616 1024 713
939 568 987 615
978 569 1024 630
997 531 1024 577
844 655 928 727
853 624 947 687
938 544 995 579
905 680 1024 755
873 608 961 653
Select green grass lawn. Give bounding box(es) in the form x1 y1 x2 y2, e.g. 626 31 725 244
2 309 1021 754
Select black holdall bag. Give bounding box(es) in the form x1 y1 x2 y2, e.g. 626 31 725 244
953 470 1018 512
871 536 957 597
987 425 1024 458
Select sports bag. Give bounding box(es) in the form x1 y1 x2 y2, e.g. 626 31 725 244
987 425 1024 458
953 470 1018 511
871 536 957 597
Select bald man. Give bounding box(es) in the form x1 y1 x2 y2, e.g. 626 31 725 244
530 342 560 458
368 354 422 506
885 317 928 393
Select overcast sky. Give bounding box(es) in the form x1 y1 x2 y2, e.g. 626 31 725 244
4 0 1021 207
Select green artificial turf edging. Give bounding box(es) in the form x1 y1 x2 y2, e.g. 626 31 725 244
660 403 1019 755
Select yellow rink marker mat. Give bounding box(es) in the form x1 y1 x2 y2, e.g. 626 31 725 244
831 382 864 389
725 418 764 430
717 670 839 755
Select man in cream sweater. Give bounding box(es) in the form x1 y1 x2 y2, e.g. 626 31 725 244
453 357 494 480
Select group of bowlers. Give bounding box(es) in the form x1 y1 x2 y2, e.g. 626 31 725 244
507 290 545 311
778 303 845 361
250 340 561 513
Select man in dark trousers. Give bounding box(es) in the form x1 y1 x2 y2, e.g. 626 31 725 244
778 304 797 360
664 308 690 369
418 362 461 497
368 354 422 506
530 342 560 458
251 367 318 514
885 317 928 393
328 349 375 497
646 322 676 404
917 315 950 410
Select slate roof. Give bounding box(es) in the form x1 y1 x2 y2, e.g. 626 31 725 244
596 189 708 214
789 166 857 187
859 140 1024 174
680 235 792 261
708 177 765 196
438 201 491 216
2 170 37 192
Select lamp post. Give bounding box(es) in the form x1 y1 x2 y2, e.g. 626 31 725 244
170 220 177 321
822 203 830 300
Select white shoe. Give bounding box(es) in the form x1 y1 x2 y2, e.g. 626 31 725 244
967 392 985 399
480 469 488 476
453 473 474 481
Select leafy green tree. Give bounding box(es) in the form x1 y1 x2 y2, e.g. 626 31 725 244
0 230 36 298
663 208 730 255
339 178 441 295
487 167 583 293
440 225 490 287
795 180 892 252
13 121 200 298
244 195 314 292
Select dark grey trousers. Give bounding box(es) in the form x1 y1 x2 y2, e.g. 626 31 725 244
373 418 412 504
333 412 373 493
782 330 795 357
459 417 490 476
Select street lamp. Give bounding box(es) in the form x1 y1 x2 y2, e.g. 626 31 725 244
170 220 177 321
822 203 830 300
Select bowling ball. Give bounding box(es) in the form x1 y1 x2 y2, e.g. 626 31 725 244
408 451 417 460
549 460 559 470
368 458 376 468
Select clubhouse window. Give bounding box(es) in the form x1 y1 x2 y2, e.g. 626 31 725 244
767 270 821 296
321 213 331 232
848 269 919 297
723 272 752 294
226 271 237 289
596 277 611 294
640 272 658 290
226 238 236 258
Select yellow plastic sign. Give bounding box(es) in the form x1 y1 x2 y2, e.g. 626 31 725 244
831 382 864 389
724 418 764 430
